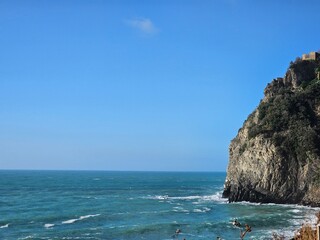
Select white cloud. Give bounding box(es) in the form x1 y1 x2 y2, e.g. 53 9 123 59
126 18 158 35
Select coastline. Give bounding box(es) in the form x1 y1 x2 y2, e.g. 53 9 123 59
226 201 320 239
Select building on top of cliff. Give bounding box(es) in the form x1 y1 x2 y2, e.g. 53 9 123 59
302 51 319 61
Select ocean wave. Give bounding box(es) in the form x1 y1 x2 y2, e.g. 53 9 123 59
232 201 262 206
0 223 9 228
138 210 171 214
289 209 301 213
264 227 301 240
193 207 211 213
289 211 318 225
193 209 205 213
229 202 320 239
151 195 170 200
147 191 227 203
263 229 288 240
233 201 320 211
62 214 100 224
172 207 189 213
171 195 202 200
18 236 34 240
201 192 228 202
44 223 54 228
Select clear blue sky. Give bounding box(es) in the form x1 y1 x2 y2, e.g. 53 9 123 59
1 0 320 171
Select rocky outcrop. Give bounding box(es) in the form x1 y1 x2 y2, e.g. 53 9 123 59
223 58 320 206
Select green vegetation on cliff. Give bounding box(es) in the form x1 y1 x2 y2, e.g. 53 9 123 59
250 88 320 160
248 59 320 181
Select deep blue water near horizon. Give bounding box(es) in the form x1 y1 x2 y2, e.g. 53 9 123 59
0 170 319 240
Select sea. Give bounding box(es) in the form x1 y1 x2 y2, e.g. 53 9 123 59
0 170 319 240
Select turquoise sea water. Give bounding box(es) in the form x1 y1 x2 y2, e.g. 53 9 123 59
0 170 319 240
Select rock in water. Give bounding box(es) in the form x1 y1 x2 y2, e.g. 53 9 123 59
223 56 320 206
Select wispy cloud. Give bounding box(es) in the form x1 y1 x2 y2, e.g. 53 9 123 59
126 18 158 35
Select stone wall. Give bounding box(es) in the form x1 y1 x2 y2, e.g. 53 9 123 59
302 52 319 61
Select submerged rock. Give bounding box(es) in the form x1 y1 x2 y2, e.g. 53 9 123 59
223 56 320 206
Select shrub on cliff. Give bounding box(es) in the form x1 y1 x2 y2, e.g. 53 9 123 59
247 61 320 168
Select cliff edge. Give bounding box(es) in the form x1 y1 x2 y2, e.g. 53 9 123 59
223 56 320 206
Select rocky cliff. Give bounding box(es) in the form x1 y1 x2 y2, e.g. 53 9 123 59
223 57 320 206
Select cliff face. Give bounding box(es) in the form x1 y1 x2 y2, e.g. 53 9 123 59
223 58 320 206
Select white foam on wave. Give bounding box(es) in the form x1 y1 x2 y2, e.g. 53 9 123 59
234 201 320 211
173 209 190 213
18 236 34 240
147 191 227 203
139 210 170 214
152 195 170 200
172 206 189 213
62 218 78 224
233 201 262 206
290 209 301 213
193 207 211 213
291 209 319 225
202 192 228 202
243 203 320 239
171 195 202 200
193 209 205 213
265 215 313 240
0 223 9 228
264 228 297 240
79 214 100 220
62 214 100 224
44 223 54 228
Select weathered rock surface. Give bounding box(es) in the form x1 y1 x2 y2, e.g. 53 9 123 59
223 57 320 206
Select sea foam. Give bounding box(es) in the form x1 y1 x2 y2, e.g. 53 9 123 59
0 223 9 228
44 223 54 228
148 191 227 203
62 214 100 224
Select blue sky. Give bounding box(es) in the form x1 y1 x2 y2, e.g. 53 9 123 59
1 0 320 171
